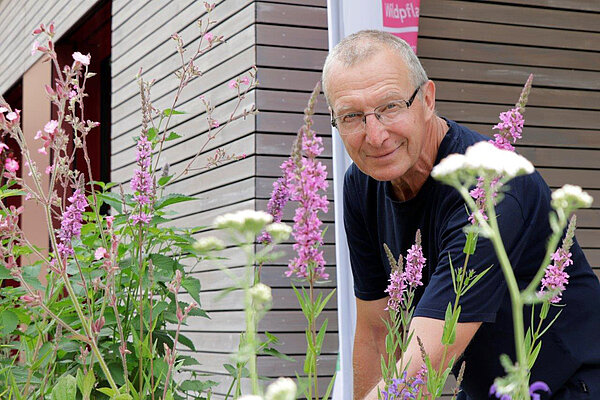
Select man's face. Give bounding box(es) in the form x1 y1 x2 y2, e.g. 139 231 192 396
327 49 432 183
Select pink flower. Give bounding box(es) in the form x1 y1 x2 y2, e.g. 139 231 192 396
385 268 407 312
540 248 572 303
0 106 7 113
105 215 115 229
0 142 8 153
37 147 47 155
45 165 53 174
6 112 18 121
56 189 88 258
210 119 220 128
228 80 238 89
404 242 425 288
31 40 39 55
4 158 19 172
44 120 58 134
240 76 250 85
94 247 108 260
72 51 90 66
204 32 214 42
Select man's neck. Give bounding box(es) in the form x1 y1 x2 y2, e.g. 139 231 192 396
391 116 449 201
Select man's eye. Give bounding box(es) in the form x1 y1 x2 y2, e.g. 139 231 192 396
341 113 362 124
381 102 402 113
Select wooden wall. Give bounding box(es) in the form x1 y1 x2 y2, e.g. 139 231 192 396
418 0 600 276
0 0 100 95
111 0 335 397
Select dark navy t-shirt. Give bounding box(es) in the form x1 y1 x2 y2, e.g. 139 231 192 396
343 119 600 399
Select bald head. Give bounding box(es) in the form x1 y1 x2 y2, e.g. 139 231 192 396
322 30 428 105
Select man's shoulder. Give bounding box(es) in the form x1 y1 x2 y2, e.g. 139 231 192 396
440 118 490 156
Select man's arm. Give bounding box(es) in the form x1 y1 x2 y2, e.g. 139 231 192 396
353 297 390 399
363 316 481 399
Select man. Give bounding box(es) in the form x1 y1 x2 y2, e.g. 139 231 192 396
321 30 600 399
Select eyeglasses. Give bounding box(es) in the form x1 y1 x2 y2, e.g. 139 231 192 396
331 85 422 136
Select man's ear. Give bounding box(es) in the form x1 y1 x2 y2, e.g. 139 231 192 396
422 79 436 120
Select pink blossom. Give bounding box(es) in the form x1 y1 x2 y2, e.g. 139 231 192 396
44 120 58 134
31 40 39 55
204 32 214 42
210 119 220 128
129 132 154 225
72 51 90 66
105 215 115 229
45 165 53 174
0 106 7 113
94 247 108 260
6 112 18 121
240 76 250 85
34 130 42 140
404 243 425 287
0 142 8 153
37 147 47 155
228 80 238 89
57 189 88 259
385 268 407 312
4 158 19 172
540 248 572 303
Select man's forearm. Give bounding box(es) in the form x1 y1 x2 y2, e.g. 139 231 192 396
353 335 385 399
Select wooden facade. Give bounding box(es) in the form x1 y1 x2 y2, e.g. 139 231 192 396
1 0 598 398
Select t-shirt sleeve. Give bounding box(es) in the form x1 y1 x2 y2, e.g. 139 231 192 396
414 193 526 323
343 170 389 301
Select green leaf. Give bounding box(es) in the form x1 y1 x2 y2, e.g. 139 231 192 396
323 372 337 400
165 132 182 141
162 109 186 117
147 127 158 142
158 175 173 186
182 276 202 305
463 266 493 294
76 369 95 399
177 332 196 351
441 304 460 346
528 341 542 369
0 265 12 280
155 193 196 210
51 374 77 400
261 347 295 362
315 319 329 354
463 231 478 255
179 379 218 393
314 289 336 318
95 192 123 213
0 188 27 200
223 363 237 376
0 310 18 335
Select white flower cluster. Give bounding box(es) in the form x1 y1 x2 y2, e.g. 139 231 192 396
265 377 297 400
249 283 272 306
551 184 593 211
265 222 292 243
193 236 225 253
432 141 535 184
214 210 273 234
236 377 296 400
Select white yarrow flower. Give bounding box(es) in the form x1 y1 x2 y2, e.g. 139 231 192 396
432 141 534 184
552 184 593 210
193 236 225 252
265 222 292 242
238 396 264 400
249 283 272 306
214 209 273 234
265 377 297 400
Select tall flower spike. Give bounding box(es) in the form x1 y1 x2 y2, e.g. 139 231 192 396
57 188 88 259
539 215 576 303
468 75 534 224
284 82 329 281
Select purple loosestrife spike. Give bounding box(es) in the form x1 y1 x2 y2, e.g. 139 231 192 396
539 216 576 303
404 230 425 288
470 76 533 224
129 132 155 225
57 188 88 259
283 82 329 281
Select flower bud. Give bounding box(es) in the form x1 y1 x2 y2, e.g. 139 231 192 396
265 377 297 400
193 236 225 253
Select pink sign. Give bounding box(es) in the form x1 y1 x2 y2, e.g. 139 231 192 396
381 0 421 52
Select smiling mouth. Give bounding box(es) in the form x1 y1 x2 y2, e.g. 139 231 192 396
369 144 402 159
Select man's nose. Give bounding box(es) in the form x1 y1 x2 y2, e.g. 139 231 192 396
364 113 388 147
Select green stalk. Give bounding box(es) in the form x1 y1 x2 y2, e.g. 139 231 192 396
243 240 259 394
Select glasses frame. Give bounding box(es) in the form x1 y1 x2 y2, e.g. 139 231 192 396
331 85 422 135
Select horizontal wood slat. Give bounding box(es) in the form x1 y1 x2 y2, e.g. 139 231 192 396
418 38 600 71
420 0 600 32
256 2 327 28
421 59 600 90
488 0 600 13
419 17 600 51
